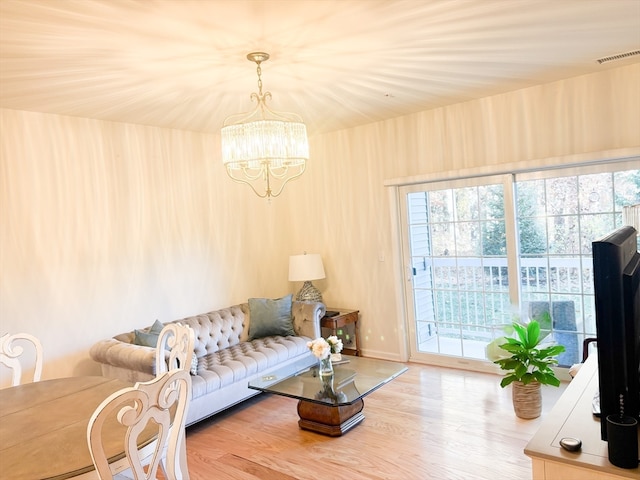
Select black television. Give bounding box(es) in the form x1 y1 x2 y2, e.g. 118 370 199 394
592 225 640 441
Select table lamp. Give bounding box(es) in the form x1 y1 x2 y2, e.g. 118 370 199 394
289 253 325 302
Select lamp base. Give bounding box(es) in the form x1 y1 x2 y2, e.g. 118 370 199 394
295 281 323 303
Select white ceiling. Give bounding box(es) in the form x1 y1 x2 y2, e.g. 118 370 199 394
1 0 639 136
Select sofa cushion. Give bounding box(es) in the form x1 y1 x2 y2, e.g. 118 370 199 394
133 320 164 347
190 335 310 398
248 295 295 340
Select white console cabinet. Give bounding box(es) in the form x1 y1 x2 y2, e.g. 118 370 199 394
525 355 639 479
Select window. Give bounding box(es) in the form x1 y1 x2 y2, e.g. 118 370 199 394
400 161 639 369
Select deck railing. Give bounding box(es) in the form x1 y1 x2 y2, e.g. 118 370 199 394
413 255 589 365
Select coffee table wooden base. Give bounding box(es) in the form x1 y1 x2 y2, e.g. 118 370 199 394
297 398 365 436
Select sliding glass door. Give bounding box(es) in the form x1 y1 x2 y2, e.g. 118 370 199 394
399 161 639 369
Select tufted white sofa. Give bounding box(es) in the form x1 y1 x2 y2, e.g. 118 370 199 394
89 301 325 426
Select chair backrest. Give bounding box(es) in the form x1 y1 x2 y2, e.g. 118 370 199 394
155 323 195 375
87 368 192 480
0 332 43 386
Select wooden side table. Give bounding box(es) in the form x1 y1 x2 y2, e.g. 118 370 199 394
321 308 360 356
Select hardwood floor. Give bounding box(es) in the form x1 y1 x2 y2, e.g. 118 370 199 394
183 362 567 480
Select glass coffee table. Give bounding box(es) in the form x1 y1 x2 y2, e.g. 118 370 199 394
248 355 408 436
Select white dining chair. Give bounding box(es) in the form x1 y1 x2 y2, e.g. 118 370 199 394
87 368 192 480
155 323 195 375
0 332 43 386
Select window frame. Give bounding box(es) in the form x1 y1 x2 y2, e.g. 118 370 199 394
395 157 639 373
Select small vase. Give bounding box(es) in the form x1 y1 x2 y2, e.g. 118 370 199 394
331 353 342 363
319 356 333 379
512 381 541 419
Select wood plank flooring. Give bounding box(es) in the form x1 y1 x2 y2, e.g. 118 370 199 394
183 361 567 480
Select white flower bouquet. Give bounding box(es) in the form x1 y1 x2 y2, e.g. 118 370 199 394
307 335 343 360
327 335 343 354
307 337 330 359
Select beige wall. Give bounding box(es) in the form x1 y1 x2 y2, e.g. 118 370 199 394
1 63 639 386
0 112 300 384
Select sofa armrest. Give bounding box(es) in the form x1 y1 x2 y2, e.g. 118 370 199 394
89 339 157 376
291 301 326 339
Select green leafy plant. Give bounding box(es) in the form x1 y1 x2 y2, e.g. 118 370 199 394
492 316 565 388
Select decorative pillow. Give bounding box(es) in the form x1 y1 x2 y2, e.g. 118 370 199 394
133 319 164 347
133 320 198 375
248 294 295 340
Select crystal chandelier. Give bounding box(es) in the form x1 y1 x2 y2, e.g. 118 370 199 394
221 52 309 199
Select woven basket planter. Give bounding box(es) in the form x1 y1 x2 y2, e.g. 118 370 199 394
512 381 541 419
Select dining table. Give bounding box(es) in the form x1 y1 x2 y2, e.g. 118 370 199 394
0 375 158 479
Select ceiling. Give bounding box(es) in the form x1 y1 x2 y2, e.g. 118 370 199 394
1 0 639 136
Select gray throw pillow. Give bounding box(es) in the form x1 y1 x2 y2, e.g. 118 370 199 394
133 320 198 375
133 319 164 347
248 294 295 340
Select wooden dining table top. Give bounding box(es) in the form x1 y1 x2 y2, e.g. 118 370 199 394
0 375 155 480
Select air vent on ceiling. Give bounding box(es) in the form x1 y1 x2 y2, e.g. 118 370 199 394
596 50 640 64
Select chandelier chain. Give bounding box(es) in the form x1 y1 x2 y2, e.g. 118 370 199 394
256 63 263 97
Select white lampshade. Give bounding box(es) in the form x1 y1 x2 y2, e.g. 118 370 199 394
288 254 325 282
